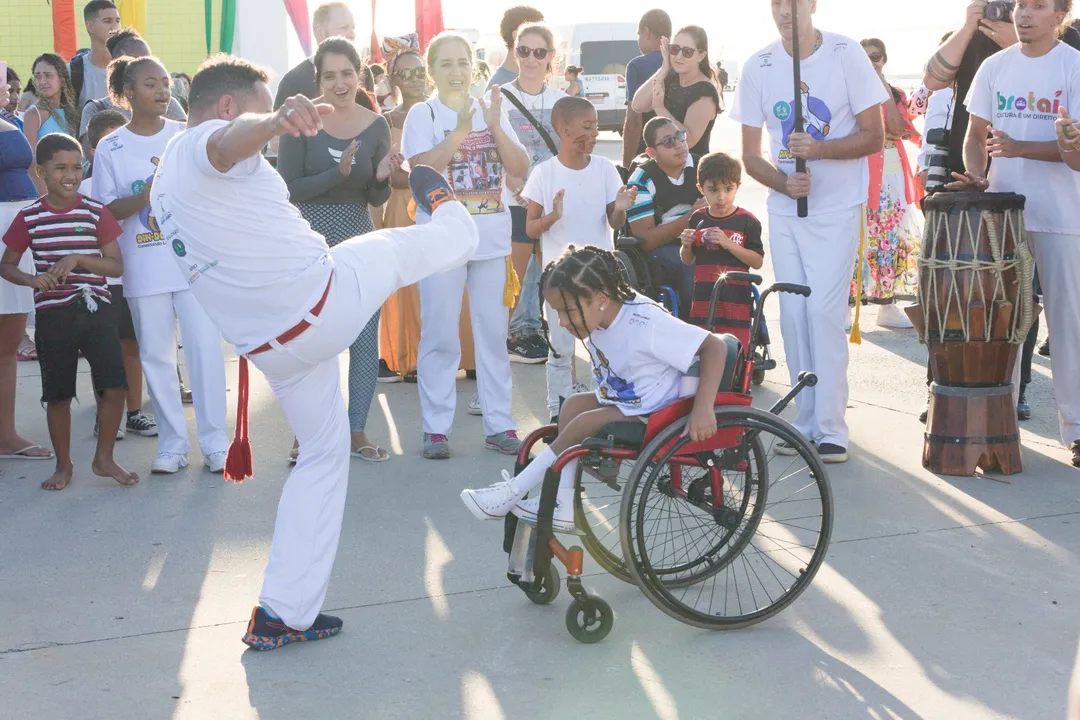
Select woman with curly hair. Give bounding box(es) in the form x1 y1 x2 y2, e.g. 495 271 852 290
21 54 80 194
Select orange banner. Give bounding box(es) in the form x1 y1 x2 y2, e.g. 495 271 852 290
52 0 78 60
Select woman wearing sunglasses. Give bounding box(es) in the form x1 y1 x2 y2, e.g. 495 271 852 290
377 34 479 385
850 38 923 330
630 25 720 157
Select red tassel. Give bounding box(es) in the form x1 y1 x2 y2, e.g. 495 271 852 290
224 356 254 482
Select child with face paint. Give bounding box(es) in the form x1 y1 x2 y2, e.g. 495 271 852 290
521 96 638 422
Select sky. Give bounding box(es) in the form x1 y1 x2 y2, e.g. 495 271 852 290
349 0 961 79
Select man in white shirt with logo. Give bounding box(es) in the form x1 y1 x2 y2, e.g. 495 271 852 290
151 55 479 649
954 0 1080 467
730 0 887 463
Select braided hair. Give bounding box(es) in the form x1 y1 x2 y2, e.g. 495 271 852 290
538 245 638 361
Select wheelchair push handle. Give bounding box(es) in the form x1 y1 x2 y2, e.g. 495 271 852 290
706 272 763 329
771 282 811 297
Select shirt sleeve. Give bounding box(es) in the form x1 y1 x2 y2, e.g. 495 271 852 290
728 59 764 129
95 205 123 247
92 145 120 204
625 58 642 105
79 100 100 139
2 211 31 253
192 119 262 179
965 57 994 123
626 168 655 224
647 308 711 374
521 161 546 207
844 42 891 116
603 158 622 204
401 102 436 160
743 215 764 256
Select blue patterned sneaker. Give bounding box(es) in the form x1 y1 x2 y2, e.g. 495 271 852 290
409 165 455 215
485 430 521 455
241 606 343 651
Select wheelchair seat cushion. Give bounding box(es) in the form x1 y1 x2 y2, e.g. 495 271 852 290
593 420 649 450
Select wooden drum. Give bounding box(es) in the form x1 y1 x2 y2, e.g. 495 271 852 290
905 192 1035 476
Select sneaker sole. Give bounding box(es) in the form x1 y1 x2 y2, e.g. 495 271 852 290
485 441 520 455
376 376 402 384
127 428 158 437
151 462 188 474
509 354 547 365
241 625 342 651
460 490 509 520
776 446 799 457
820 453 849 464
468 408 483 416
513 511 584 536
423 448 451 460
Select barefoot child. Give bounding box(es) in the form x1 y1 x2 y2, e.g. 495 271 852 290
461 246 728 532
680 152 764 351
0 133 137 490
521 96 638 422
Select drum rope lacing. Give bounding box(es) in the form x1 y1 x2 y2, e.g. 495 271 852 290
919 207 1034 344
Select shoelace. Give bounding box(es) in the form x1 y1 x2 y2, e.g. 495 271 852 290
429 434 449 444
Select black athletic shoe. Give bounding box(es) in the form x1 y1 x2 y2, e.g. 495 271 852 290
377 358 401 384
1017 388 1031 421
1039 338 1050 357
817 443 849 464
241 606 343 651
409 165 455 216
508 335 547 364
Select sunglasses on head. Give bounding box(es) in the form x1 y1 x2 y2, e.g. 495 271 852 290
668 44 700 59
654 130 688 149
395 67 427 82
516 45 552 60
867 51 883 62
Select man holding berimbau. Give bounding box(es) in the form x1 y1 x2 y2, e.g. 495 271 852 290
730 0 886 463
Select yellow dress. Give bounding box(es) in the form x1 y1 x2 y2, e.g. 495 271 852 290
379 124 475 377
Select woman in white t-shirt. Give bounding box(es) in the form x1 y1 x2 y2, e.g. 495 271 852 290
460 246 729 532
402 31 531 460
93 56 229 475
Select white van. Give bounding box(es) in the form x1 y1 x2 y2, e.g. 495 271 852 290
552 23 640 133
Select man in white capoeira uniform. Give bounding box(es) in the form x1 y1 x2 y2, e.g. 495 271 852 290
151 55 478 649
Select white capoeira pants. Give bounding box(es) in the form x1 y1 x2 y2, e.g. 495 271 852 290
769 206 862 449
128 289 229 456
418 255 516 437
1029 232 1080 447
248 202 478 630
545 302 579 418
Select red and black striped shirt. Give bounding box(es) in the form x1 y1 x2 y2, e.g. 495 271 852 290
687 207 764 349
3 194 121 311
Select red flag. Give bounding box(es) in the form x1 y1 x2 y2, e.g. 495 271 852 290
283 0 313 56
53 0 78 60
370 0 382 62
415 0 444 52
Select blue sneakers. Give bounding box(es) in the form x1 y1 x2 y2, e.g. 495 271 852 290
409 165 455 216
241 606 343 651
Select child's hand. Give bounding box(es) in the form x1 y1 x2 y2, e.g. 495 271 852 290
552 189 565 220
614 185 638 212
47 255 80 284
685 404 718 443
32 273 59 292
680 229 696 247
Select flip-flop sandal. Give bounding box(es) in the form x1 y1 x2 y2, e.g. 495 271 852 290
16 346 37 362
351 445 390 463
0 444 54 460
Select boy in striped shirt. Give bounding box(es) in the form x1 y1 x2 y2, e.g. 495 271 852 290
0 133 137 491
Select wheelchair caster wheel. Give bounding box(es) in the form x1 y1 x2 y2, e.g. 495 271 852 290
752 367 766 386
565 597 613 643
522 564 561 605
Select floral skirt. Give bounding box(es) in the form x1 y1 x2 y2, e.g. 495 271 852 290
851 164 923 304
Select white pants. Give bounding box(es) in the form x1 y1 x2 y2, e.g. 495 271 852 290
1029 232 1080 446
249 203 478 630
769 207 861 448
418 255 515 437
545 302 577 417
128 289 229 456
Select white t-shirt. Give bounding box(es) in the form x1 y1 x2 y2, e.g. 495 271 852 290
79 176 120 287
151 119 333 355
401 97 526 260
522 154 622 265
587 294 710 416
730 31 889 217
966 42 1080 235
92 121 188 298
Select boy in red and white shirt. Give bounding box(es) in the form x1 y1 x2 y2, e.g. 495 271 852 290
0 133 137 491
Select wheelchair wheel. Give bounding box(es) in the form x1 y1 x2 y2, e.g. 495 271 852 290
522 563 561 606
575 457 635 584
565 596 614 643
620 406 832 631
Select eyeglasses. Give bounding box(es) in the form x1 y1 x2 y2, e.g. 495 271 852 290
395 67 427 82
668 44 700 59
867 52 884 62
516 46 552 60
653 130 688 149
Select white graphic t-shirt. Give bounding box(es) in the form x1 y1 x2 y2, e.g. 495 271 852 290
587 294 710 416
967 42 1080 234
151 120 333 355
522 154 622 264
92 120 188 298
402 97 526 259
730 31 889 217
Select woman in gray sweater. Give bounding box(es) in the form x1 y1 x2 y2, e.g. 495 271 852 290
278 37 398 463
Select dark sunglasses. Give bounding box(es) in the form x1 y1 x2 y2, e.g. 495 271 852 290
395 67 427 82
653 130 688 149
867 51 884 62
516 45 552 60
668 44 700 59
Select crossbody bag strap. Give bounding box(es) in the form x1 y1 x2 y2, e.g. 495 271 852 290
499 86 558 157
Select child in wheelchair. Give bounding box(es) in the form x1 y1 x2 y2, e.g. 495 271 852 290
680 152 764 351
460 245 731 533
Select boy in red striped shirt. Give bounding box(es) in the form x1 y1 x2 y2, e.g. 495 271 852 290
0 133 137 491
